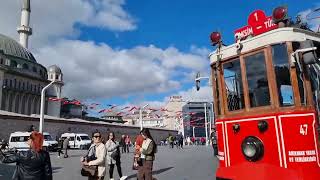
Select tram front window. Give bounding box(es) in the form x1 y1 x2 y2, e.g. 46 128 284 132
223 59 245 111
272 44 294 106
244 52 270 107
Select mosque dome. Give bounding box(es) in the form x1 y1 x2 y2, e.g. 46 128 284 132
0 34 36 62
48 65 62 74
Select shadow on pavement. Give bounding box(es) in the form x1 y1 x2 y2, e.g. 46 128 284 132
127 167 174 179
0 163 15 179
52 166 63 174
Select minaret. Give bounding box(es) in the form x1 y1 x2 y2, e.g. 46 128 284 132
17 0 32 49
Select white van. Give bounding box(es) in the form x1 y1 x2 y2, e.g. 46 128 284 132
8 132 58 151
60 133 91 149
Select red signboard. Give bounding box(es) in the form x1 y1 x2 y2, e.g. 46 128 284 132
235 10 278 39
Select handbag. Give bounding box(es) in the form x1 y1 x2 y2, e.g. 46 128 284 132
81 145 97 177
81 165 97 176
137 157 143 166
111 149 119 159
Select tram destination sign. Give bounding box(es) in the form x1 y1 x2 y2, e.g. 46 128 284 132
234 10 278 39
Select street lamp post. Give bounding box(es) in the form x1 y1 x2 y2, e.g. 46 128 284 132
204 103 208 146
139 104 149 130
39 81 55 133
193 126 195 138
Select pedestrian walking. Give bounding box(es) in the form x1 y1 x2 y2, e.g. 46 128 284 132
186 136 191 146
138 128 157 180
81 132 106 180
63 136 70 158
210 128 218 156
133 134 144 170
105 132 127 180
125 135 131 153
0 139 8 150
168 134 174 148
120 135 126 153
57 138 64 158
0 131 52 180
177 132 184 149
191 136 195 145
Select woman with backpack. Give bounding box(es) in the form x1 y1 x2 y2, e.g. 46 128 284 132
105 132 127 180
138 128 157 180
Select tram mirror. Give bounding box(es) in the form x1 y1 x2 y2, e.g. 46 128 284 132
300 40 318 65
195 72 201 91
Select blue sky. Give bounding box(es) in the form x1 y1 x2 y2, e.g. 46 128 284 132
0 0 319 115
78 0 317 50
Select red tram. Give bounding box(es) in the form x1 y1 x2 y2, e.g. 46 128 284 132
208 7 320 180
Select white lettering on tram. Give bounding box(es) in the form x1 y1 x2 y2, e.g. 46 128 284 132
288 150 317 163
218 151 224 156
217 151 225 161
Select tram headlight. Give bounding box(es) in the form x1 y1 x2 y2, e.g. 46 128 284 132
241 136 264 162
210 32 221 46
272 6 288 24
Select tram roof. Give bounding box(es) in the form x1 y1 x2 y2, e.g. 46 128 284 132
209 27 320 65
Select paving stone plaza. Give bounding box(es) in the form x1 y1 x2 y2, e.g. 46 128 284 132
0 146 217 180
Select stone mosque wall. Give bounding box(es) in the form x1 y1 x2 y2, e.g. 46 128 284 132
0 114 177 143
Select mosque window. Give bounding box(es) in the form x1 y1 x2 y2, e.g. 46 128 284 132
10 60 17 68
50 74 53 79
14 79 16 88
4 79 7 87
22 64 29 70
55 75 59 80
18 81 21 90
26 82 29 91
32 66 37 72
9 80 12 88
5 59 10 66
39 70 43 76
0 58 3 64
22 82 25 90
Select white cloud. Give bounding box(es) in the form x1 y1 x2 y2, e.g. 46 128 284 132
0 0 136 48
34 40 209 99
0 0 212 103
177 85 213 102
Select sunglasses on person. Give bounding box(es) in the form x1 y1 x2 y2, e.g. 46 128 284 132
93 135 101 138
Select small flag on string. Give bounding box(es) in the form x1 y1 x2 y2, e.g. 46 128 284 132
121 106 130 110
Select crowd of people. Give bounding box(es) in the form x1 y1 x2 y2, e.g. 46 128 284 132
0 128 158 180
161 128 218 155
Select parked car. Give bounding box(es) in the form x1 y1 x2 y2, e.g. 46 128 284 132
60 133 91 149
8 132 58 151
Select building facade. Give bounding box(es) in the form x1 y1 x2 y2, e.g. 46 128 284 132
0 0 63 116
182 101 213 138
163 96 185 130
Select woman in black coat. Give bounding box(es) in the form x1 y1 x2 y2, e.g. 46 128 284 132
0 131 52 180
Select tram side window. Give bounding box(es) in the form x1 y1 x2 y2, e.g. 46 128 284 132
213 69 221 115
244 52 271 107
272 44 294 106
223 59 245 111
292 42 306 105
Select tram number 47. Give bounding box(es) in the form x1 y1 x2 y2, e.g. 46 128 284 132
300 124 308 135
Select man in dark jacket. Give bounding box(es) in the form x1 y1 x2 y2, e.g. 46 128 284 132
120 135 126 153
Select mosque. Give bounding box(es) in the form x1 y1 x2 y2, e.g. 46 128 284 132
0 0 63 117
